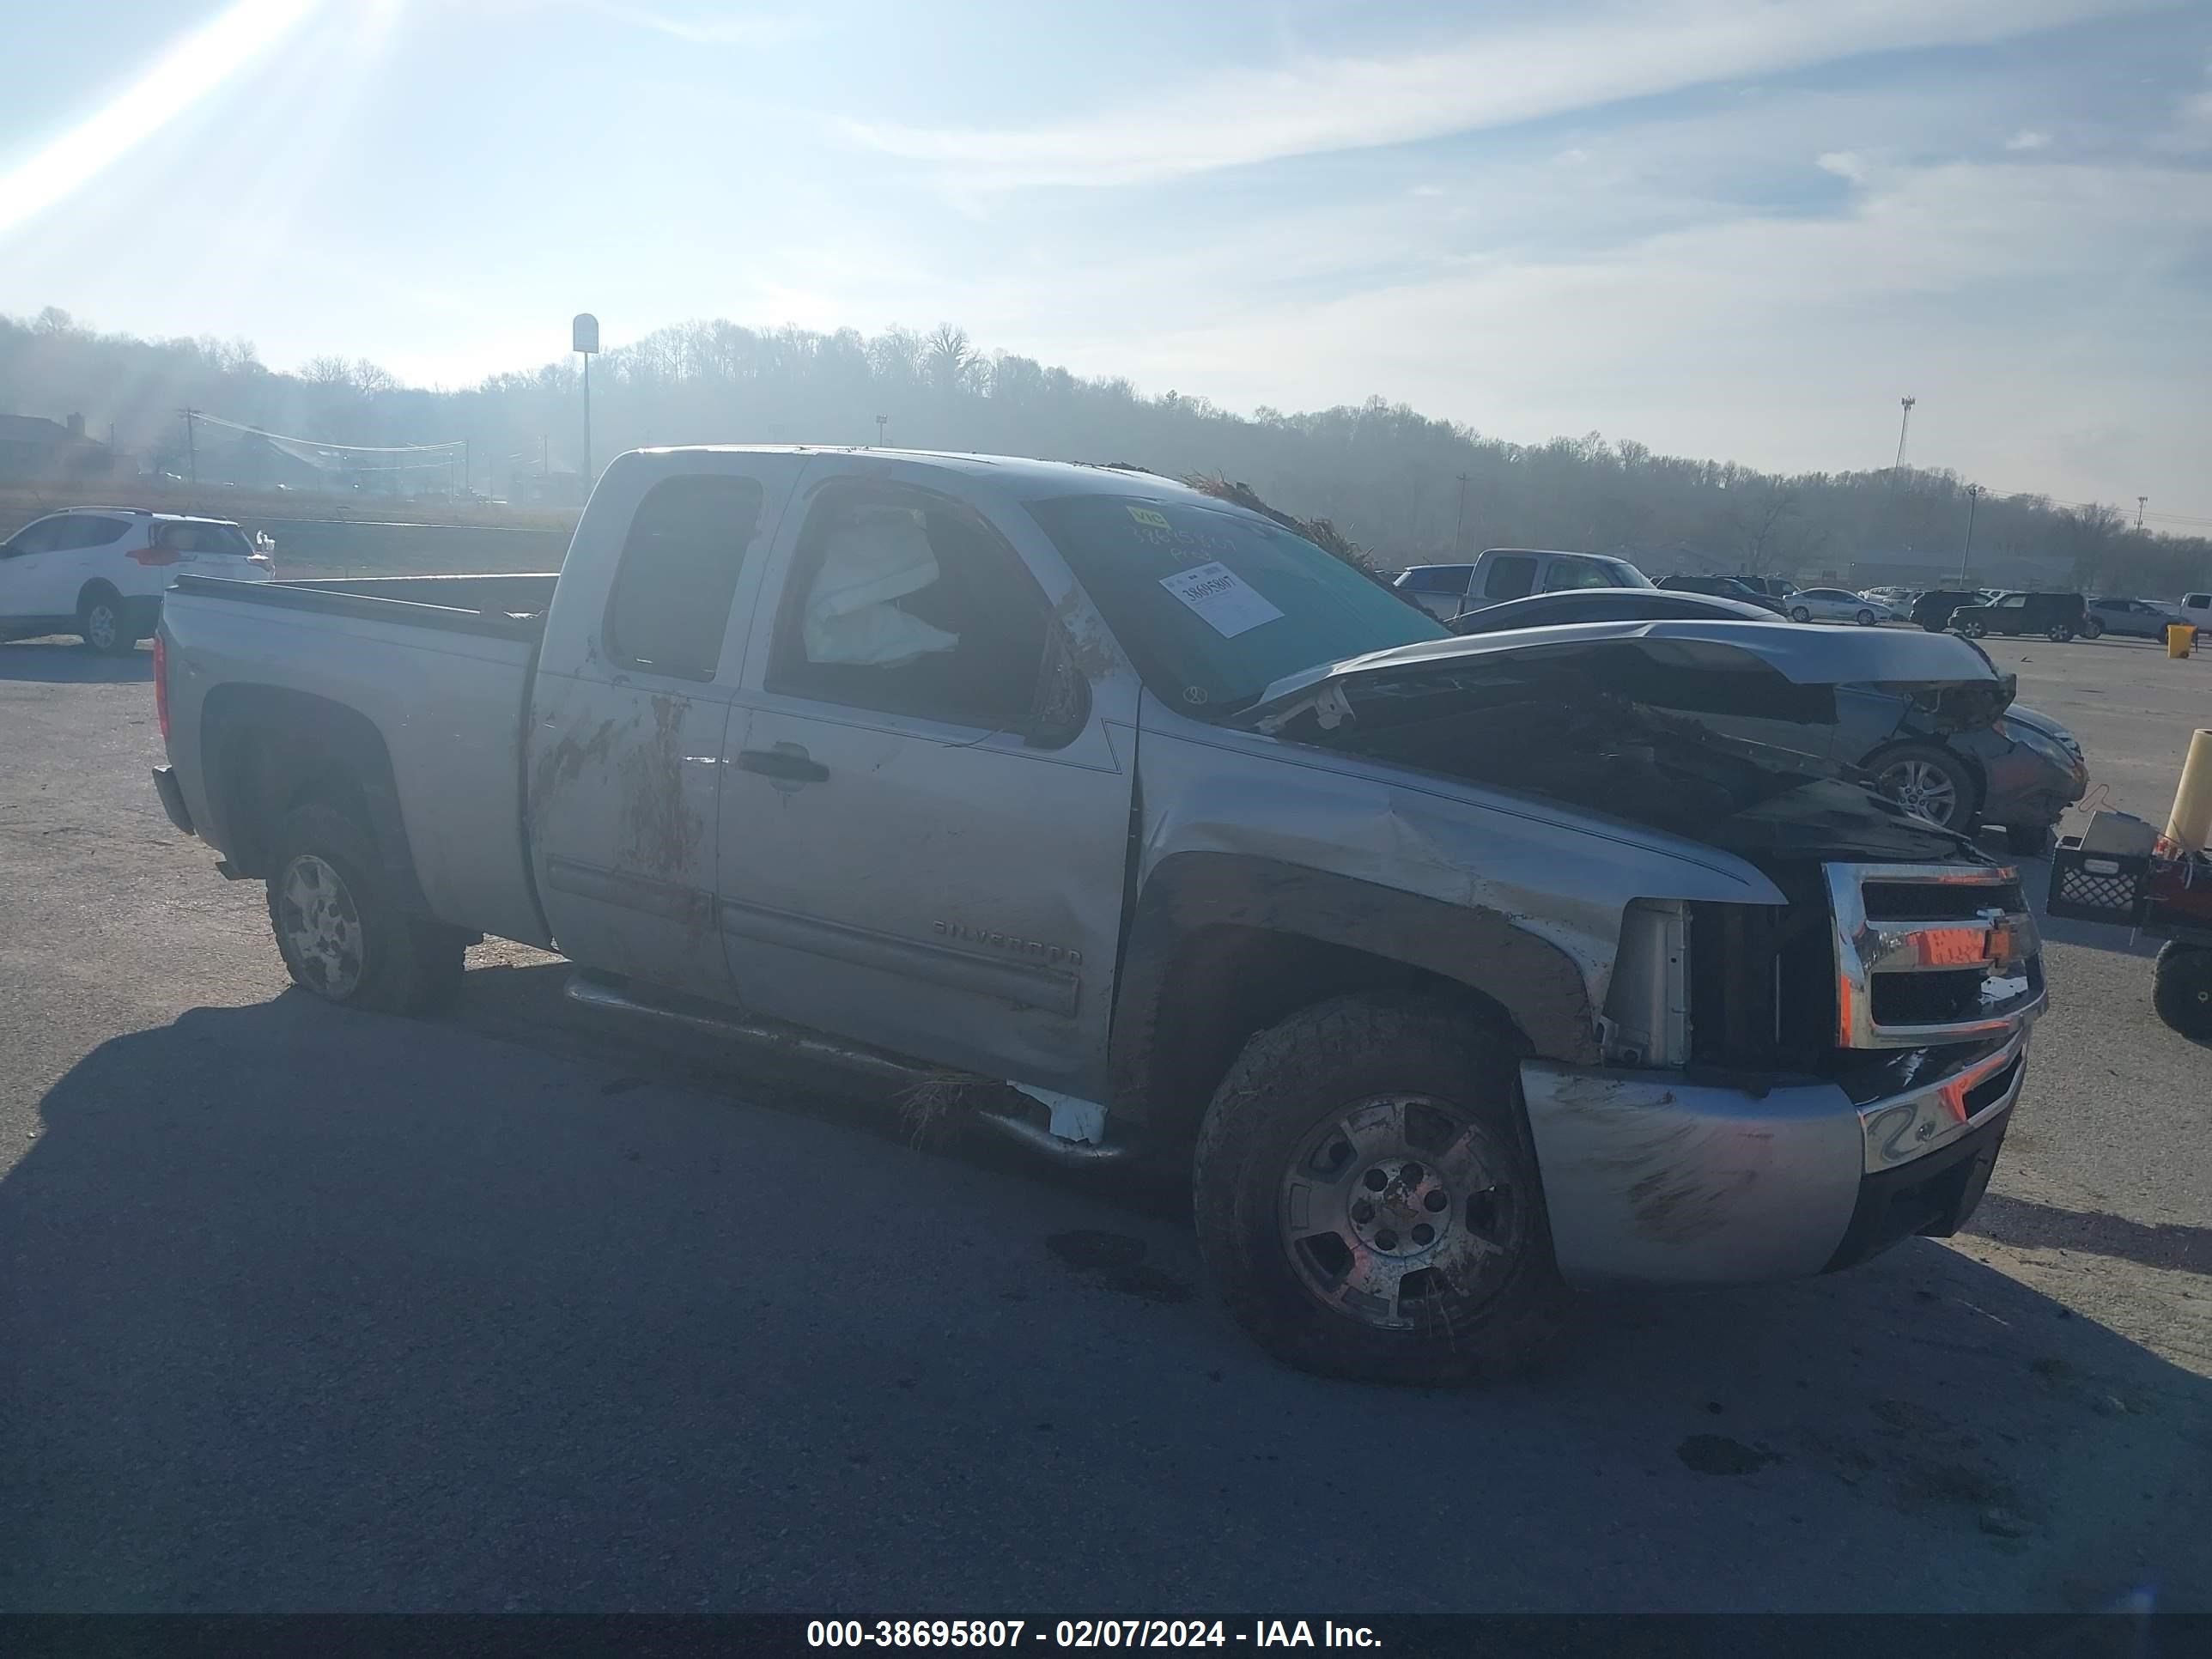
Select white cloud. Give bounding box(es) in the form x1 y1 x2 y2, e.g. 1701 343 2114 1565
2005 128 2053 149
847 0 2167 189
1818 150 1869 181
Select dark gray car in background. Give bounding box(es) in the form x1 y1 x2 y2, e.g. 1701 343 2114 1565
1450 589 2087 853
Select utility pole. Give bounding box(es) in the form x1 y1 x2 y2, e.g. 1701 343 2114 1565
572 313 599 483
876 414 889 448
1454 471 1469 552
2137 495 2148 531
1958 483 1982 586
179 408 198 487
1893 397 1916 474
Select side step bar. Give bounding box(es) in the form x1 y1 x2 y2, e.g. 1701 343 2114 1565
562 971 1138 1165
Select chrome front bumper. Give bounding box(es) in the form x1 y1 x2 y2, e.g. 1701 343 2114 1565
1522 1024 2033 1287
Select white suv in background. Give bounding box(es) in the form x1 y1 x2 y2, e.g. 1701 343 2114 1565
0 507 272 653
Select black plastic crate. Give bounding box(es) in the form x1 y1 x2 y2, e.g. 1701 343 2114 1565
2045 838 2149 925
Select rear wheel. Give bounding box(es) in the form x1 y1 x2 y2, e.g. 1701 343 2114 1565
1192 994 1563 1384
265 802 466 1014
76 585 131 655
1790 605 1812 623
1871 742 1978 832
1957 617 1988 638
2047 624 2075 642
2152 944 2212 1042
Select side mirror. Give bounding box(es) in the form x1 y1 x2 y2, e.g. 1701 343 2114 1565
1024 626 1093 749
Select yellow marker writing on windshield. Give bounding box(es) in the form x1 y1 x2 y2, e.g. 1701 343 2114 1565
1127 506 1170 529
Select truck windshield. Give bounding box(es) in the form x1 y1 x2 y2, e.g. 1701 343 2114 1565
1029 494 1444 712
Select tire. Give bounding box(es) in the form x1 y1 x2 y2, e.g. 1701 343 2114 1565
2151 944 2212 1042
2002 823 2056 858
1856 609 1877 626
1958 618 1987 639
2047 625 2075 643
264 801 466 1014
1870 742 1979 832
1790 605 1812 623
2081 617 2105 640
76 584 132 655
1192 994 1564 1384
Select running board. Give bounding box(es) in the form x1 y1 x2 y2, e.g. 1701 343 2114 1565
562 971 1138 1163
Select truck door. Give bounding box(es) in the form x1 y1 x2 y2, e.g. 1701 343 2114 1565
717 471 1133 1098
526 456 804 992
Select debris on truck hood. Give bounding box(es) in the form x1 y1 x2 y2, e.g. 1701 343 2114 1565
1242 619 1990 864
1243 618 2014 732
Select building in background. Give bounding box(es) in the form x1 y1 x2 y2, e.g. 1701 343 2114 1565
0 413 128 483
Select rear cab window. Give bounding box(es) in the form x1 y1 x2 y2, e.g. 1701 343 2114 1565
1482 555 1539 599
1028 494 1443 714
602 475 766 680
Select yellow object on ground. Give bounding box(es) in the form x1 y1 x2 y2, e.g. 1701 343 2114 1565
2169 623 2195 659
2165 728 2212 853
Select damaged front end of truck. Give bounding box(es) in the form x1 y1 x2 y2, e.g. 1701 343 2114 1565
1241 620 2045 1285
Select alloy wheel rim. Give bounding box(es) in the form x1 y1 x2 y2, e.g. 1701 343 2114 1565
1278 1094 1524 1333
1881 760 1958 825
277 854 365 997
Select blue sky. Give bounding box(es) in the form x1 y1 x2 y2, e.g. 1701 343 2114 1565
3 0 2209 522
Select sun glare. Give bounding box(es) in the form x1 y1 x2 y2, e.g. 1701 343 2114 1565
0 0 325 239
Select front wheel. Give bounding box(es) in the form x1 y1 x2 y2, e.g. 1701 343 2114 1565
1856 609 1877 626
1192 994 1563 1384
1872 742 1978 831
2152 944 2212 1042
265 802 466 1014
2081 617 2105 640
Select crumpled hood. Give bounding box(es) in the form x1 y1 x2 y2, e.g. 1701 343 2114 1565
1245 617 2014 734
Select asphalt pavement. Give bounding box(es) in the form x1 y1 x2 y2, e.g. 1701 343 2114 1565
2 629 2208 1615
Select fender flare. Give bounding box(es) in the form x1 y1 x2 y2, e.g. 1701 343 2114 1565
1108 852 1601 1125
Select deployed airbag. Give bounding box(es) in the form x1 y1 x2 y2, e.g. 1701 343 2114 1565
804 508 961 667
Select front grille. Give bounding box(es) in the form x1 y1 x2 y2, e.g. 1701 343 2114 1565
1861 879 2025 921
1871 969 1990 1027
1826 862 2046 1049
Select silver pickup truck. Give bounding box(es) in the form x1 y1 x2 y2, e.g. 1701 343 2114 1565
151 447 2045 1382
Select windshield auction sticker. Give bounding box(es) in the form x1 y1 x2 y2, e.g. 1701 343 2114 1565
1158 561 1284 638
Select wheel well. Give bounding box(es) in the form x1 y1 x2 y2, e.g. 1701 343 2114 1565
1133 924 1527 1148
76 579 119 612
200 685 429 910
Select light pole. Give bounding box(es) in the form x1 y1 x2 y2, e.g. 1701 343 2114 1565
875 414 889 448
573 313 599 482
1454 471 1469 552
1893 396 1916 473
1958 483 1982 586
2137 495 2148 530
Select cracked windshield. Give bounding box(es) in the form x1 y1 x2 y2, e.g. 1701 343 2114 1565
2 0 2207 1641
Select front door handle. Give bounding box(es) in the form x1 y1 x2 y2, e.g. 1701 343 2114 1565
735 745 830 784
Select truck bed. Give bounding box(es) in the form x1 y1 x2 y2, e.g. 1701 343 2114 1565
158 571 556 949
168 571 558 640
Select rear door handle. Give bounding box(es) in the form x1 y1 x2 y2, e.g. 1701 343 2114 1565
735 745 830 783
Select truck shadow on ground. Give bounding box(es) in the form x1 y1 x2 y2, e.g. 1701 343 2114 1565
1965 1191 2210 1276
3 984 2208 1613
0 640 149 684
